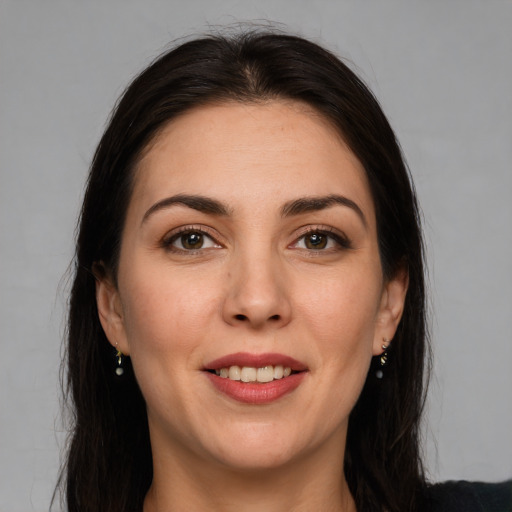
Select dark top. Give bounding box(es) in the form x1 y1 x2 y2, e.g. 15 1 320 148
425 480 512 512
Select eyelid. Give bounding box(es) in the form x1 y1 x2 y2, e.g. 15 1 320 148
160 224 351 253
290 225 352 250
161 224 223 252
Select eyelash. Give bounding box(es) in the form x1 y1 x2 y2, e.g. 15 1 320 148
291 227 352 252
162 225 221 254
161 225 352 254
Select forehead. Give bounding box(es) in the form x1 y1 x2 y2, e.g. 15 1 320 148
132 101 374 220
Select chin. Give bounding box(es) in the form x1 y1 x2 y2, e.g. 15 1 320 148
202 420 314 471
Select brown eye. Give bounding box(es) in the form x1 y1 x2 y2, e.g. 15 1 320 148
304 233 328 250
165 229 220 252
292 229 351 252
180 232 204 250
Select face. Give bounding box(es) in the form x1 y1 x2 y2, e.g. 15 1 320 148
97 101 407 472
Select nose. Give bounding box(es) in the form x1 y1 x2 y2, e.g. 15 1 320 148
222 249 292 330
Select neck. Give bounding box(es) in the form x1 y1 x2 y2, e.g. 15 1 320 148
143 437 356 512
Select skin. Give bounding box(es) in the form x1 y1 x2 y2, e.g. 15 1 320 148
96 101 408 512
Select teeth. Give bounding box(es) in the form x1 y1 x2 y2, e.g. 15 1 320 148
215 365 293 382
241 367 257 382
228 365 241 380
273 365 284 379
257 366 274 383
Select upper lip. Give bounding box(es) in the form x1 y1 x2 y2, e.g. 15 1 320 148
204 352 308 372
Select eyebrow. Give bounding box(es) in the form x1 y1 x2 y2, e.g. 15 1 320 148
142 194 231 223
281 194 367 227
142 193 366 227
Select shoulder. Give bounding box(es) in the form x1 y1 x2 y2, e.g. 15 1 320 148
424 480 512 512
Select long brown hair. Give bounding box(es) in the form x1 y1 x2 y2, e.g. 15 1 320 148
56 30 430 512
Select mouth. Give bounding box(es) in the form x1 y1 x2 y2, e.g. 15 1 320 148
209 364 295 383
203 352 308 404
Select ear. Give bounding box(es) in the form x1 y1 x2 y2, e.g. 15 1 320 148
373 267 409 356
95 268 130 356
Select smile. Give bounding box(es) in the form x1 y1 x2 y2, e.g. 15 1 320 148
214 365 292 382
204 353 308 404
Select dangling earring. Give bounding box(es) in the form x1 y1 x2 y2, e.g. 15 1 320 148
376 338 390 379
115 343 124 376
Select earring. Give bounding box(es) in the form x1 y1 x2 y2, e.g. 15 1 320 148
376 339 390 379
115 343 124 376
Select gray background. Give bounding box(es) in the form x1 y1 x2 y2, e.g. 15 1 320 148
1 1 511 510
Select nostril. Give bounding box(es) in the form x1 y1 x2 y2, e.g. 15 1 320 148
231 313 282 323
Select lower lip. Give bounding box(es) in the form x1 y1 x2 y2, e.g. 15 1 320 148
205 372 306 404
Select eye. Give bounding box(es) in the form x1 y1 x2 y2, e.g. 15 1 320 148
292 229 351 251
299 232 330 250
164 229 221 252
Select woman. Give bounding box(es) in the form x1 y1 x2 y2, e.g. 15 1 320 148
57 30 510 511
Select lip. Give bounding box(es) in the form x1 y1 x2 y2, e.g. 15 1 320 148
205 372 306 404
204 352 308 372
203 352 308 405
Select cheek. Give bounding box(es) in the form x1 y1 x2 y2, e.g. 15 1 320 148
287 268 382 440
119 264 221 358
117 265 223 422
292 261 382 408
295 265 382 347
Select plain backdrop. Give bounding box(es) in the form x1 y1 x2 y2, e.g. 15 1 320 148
1 1 511 510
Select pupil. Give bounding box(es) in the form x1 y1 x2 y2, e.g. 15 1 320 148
182 232 203 249
306 233 327 250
